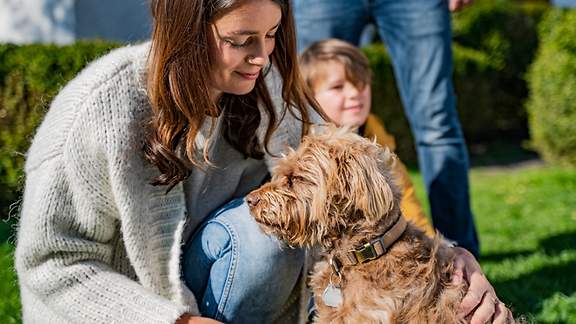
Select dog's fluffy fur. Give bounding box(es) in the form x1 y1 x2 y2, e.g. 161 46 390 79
248 126 467 323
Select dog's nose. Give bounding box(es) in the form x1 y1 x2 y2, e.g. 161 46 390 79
246 194 260 207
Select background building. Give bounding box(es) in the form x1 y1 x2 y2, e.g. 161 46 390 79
0 0 151 44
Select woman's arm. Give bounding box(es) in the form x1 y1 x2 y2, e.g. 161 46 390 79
453 247 514 324
16 156 192 323
176 314 222 324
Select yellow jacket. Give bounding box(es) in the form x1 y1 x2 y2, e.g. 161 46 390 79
363 114 435 237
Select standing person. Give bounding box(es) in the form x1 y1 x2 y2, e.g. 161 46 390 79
16 0 507 323
294 0 480 257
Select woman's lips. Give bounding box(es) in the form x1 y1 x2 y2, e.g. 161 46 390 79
236 70 260 80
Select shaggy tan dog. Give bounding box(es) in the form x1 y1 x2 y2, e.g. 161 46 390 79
247 126 467 324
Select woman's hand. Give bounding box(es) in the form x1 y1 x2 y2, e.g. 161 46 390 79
176 313 223 324
452 247 515 324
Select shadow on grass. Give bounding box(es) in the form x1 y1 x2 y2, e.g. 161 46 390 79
481 231 576 262
486 232 576 318
468 139 540 168
493 260 576 317
540 232 576 255
480 250 534 262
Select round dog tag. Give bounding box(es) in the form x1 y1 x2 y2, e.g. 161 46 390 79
322 283 343 308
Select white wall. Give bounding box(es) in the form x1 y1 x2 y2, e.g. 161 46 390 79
0 0 75 44
0 0 152 44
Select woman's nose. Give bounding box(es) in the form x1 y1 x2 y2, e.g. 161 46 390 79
247 54 267 66
246 41 268 66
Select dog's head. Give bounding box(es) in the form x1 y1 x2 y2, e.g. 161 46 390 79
247 126 402 249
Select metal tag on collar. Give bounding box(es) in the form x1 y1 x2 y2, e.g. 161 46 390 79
324 257 344 308
330 256 342 275
353 241 379 264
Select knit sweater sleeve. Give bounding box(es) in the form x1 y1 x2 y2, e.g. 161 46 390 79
15 58 193 323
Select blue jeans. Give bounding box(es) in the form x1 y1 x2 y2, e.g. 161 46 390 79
182 198 305 323
552 0 576 7
294 0 479 256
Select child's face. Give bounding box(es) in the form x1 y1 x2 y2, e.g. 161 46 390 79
312 60 371 128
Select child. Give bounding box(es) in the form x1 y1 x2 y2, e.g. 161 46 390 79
300 38 435 236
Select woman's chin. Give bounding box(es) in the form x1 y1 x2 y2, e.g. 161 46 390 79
225 85 257 96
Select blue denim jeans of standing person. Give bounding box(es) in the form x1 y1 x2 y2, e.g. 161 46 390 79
294 0 479 257
552 0 576 7
182 198 305 323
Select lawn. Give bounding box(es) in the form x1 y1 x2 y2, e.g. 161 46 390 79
410 164 576 323
1 164 575 323
472 166 576 323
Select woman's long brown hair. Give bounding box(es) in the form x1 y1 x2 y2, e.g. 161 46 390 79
145 0 324 189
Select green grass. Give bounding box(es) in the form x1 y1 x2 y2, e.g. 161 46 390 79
0 241 20 324
411 164 576 323
1 165 575 323
473 166 576 323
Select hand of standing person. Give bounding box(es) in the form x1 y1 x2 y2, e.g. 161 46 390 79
449 0 474 12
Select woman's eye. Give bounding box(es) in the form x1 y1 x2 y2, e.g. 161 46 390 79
265 33 276 39
226 38 252 48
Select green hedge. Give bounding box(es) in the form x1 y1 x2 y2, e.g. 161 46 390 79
0 1 551 219
527 8 576 167
0 41 119 219
364 0 545 161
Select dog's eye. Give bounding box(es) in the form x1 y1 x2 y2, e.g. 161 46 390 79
291 175 310 186
293 175 305 183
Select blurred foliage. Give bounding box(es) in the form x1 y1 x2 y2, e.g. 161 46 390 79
0 243 19 323
364 0 546 161
527 8 576 168
0 41 119 220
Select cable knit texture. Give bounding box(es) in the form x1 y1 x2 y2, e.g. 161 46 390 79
15 42 317 324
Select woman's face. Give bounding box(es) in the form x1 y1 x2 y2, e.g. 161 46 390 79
209 0 282 101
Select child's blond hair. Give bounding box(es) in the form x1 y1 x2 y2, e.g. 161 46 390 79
299 39 372 90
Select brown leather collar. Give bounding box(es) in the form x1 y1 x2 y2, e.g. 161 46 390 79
333 215 407 269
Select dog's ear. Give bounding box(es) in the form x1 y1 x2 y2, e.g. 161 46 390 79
335 142 401 224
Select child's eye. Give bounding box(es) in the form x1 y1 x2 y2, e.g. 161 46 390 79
331 84 344 90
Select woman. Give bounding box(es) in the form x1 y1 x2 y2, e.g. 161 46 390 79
15 0 510 323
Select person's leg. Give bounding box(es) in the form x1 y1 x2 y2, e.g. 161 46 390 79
371 0 479 257
182 198 305 323
292 0 370 51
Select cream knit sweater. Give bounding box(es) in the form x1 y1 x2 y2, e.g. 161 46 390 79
15 43 315 324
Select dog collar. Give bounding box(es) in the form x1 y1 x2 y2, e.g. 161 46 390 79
333 215 408 269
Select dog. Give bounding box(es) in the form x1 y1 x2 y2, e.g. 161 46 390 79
247 126 468 323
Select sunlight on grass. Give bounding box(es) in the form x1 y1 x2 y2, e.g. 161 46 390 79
474 167 576 323
411 165 576 323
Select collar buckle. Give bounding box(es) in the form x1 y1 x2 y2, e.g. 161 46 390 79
353 242 380 264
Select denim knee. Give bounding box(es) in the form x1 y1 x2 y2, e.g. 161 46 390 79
182 199 305 322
